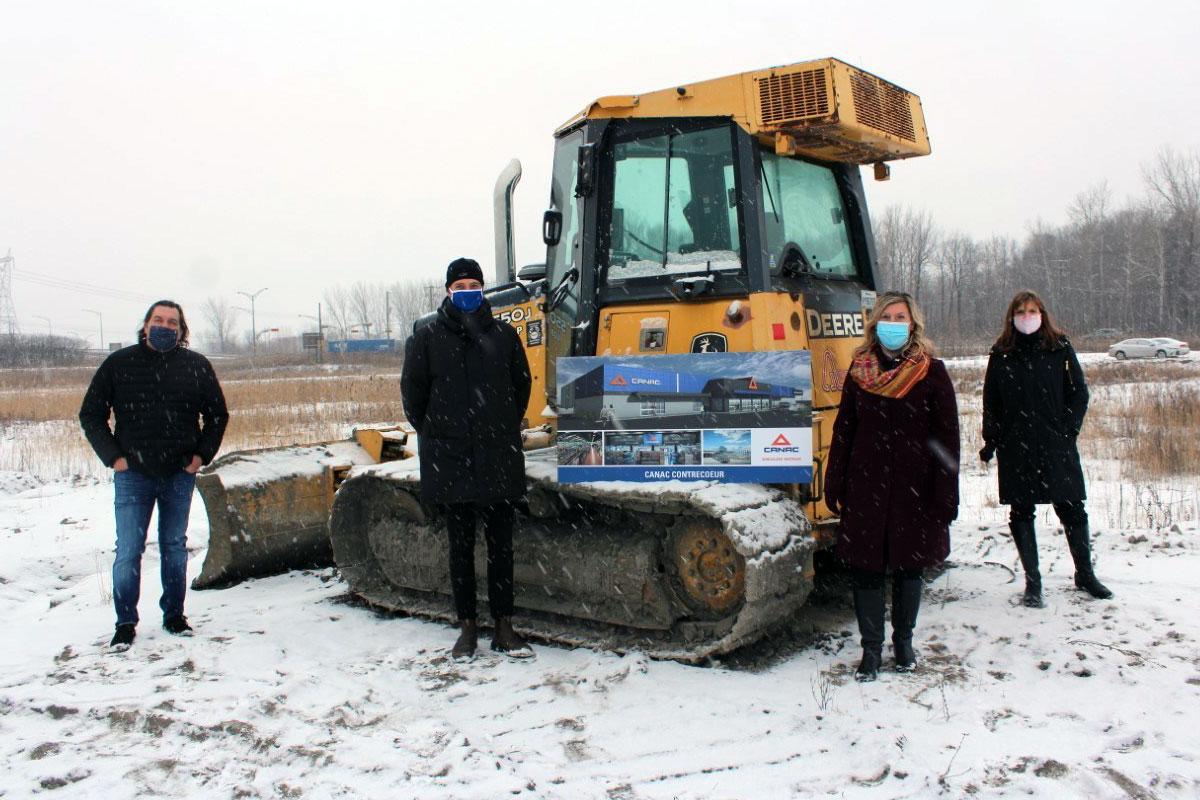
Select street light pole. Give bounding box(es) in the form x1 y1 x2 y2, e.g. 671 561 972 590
83 308 104 350
236 288 268 356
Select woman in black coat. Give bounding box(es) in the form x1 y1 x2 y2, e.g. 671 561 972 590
980 290 1111 607
825 292 960 681
401 257 533 660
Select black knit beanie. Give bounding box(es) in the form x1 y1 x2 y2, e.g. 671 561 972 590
445 257 485 288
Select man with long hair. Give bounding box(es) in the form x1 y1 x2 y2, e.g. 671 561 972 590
80 300 229 651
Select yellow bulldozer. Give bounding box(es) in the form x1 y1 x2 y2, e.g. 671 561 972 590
193 57 930 661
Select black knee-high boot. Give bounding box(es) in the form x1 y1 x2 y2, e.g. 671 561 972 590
853 587 885 682
891 575 923 672
1064 522 1113 599
1009 520 1044 608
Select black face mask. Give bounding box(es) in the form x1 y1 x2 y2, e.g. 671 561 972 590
148 325 179 351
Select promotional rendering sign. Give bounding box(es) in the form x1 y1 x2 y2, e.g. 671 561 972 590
555 351 812 484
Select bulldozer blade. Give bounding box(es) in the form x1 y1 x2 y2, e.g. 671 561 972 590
192 441 380 590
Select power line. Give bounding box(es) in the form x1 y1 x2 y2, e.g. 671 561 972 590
12 268 147 302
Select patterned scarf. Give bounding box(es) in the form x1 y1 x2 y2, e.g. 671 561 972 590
849 349 930 398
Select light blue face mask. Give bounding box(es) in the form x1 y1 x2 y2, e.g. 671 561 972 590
876 320 911 351
450 289 484 313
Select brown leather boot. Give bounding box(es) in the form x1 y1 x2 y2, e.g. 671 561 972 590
490 616 533 658
451 619 477 660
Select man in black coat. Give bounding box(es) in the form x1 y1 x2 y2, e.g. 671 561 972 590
401 258 533 660
79 300 228 650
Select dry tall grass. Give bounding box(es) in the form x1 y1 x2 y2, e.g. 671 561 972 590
0 360 406 480
947 357 1200 482
2 354 1196 485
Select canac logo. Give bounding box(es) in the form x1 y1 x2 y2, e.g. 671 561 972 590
609 374 628 386
764 432 800 453
748 377 759 390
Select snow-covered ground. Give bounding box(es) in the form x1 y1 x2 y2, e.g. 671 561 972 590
3 464 1197 798
2 357 1199 798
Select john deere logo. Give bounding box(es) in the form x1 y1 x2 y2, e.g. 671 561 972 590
691 333 727 353
609 374 628 386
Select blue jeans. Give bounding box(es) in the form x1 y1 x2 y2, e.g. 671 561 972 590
112 469 196 626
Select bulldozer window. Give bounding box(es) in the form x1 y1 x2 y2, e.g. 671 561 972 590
605 126 742 285
544 130 586 387
759 153 855 278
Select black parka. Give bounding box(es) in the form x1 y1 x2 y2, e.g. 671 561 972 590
824 355 960 572
79 342 229 477
400 297 532 505
982 334 1088 505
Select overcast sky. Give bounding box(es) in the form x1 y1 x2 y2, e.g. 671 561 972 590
2 1 1197 346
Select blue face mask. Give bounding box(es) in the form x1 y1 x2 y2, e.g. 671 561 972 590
148 325 179 351
450 289 484 313
876 321 911 352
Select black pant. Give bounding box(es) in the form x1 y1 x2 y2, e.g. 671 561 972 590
445 501 515 621
1009 501 1088 527
851 567 924 589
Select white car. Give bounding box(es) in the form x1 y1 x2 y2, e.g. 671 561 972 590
1109 337 1190 359
1150 337 1190 353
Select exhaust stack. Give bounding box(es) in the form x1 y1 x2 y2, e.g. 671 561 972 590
493 159 522 285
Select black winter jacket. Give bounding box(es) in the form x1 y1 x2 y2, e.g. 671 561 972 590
982 334 1088 505
400 298 532 505
79 342 229 477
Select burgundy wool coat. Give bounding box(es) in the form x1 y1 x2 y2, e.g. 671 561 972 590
824 356 961 572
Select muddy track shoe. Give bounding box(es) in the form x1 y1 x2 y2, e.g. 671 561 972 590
164 616 193 636
109 624 136 651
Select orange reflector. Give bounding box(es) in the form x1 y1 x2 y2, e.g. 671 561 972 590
772 323 785 340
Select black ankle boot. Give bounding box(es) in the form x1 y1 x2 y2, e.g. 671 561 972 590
891 576 923 672
853 587 885 682
1009 521 1044 608
1064 523 1113 599
491 617 533 658
452 619 478 660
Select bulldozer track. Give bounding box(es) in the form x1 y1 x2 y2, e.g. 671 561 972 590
330 449 816 662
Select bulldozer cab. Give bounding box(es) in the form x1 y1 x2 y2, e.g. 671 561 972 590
542 116 878 375
537 58 929 387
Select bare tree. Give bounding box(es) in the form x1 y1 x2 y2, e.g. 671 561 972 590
347 281 386 338
1068 182 1112 323
874 206 939 300
1143 147 1200 330
938 234 979 336
321 285 354 340
199 296 241 354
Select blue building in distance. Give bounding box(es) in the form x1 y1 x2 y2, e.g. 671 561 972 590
560 363 806 423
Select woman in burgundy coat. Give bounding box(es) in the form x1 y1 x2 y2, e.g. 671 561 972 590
824 291 960 681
